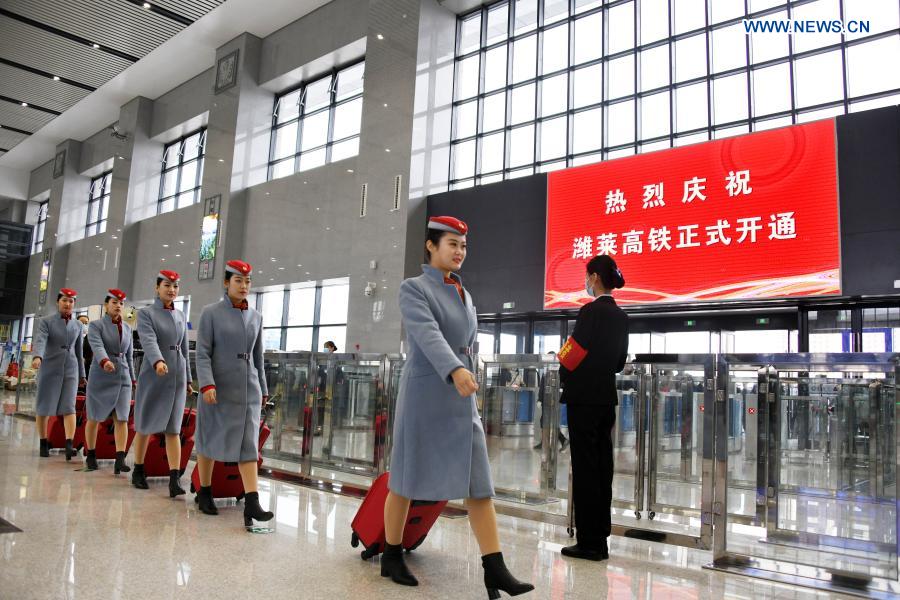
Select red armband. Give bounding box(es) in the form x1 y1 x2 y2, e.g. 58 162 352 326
558 336 588 371
201 385 216 393
100 358 111 368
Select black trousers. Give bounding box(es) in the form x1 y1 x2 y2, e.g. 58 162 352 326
567 402 616 549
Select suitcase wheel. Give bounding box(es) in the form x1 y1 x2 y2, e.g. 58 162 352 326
190 482 195 493
360 545 379 561
350 532 359 548
567 527 574 538
236 493 244 502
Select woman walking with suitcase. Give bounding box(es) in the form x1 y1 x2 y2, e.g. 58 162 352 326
193 260 273 529
83 289 135 474
382 217 533 598
32 288 86 460
131 270 193 497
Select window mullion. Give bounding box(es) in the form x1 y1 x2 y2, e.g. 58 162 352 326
325 71 338 165
295 88 306 173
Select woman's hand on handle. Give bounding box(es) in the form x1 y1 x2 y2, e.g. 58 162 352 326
203 389 217 405
31 357 42 370
103 360 116 373
451 368 479 397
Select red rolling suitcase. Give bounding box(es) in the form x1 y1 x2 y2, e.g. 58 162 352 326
189 423 270 501
143 395 197 476
350 472 447 560
143 407 198 477
47 395 87 450
93 417 137 459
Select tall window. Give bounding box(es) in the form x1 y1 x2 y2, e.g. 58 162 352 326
268 61 366 180
86 172 111 237
32 200 48 254
22 315 34 349
450 0 900 188
252 280 350 351
159 129 206 214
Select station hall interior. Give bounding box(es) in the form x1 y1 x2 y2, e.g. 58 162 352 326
1 0 900 598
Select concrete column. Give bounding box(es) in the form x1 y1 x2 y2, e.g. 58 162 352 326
191 33 274 311
343 0 422 352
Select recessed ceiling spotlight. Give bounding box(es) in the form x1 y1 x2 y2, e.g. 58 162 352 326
143 2 151 8
52 76 60 81
163 244 169 248
21 102 28 107
347 169 354 173
376 34 384 40
92 43 100 49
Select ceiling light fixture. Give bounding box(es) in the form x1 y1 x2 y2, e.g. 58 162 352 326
377 34 384 40
143 2 151 8
92 43 100 49
21 102 28 107
52 76 60 81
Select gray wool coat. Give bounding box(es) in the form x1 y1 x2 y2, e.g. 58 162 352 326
388 265 494 501
32 314 86 417
86 314 135 422
134 298 190 435
194 296 268 462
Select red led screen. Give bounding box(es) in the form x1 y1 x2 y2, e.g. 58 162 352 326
545 119 841 308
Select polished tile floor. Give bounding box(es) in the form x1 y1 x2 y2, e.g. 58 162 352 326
0 414 858 600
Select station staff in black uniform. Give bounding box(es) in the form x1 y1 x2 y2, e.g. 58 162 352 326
558 255 629 561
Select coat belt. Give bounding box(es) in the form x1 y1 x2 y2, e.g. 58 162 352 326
167 345 179 350
59 345 70 350
237 353 250 361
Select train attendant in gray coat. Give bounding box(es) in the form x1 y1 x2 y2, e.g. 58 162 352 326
382 217 533 599
194 260 273 529
32 287 86 460
83 289 136 474
131 270 193 497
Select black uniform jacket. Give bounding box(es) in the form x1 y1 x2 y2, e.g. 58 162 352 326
559 295 629 406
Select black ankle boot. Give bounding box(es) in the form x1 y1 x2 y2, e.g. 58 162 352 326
65 439 75 461
380 542 418 586
84 449 98 471
131 464 149 489
243 491 274 527
168 469 186 498
482 552 534 599
197 486 218 515
39 439 49 457
114 451 130 474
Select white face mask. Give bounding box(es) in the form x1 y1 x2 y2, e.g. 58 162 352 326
585 276 597 298
81 323 89 335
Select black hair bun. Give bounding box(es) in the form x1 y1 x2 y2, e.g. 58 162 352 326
587 255 625 290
